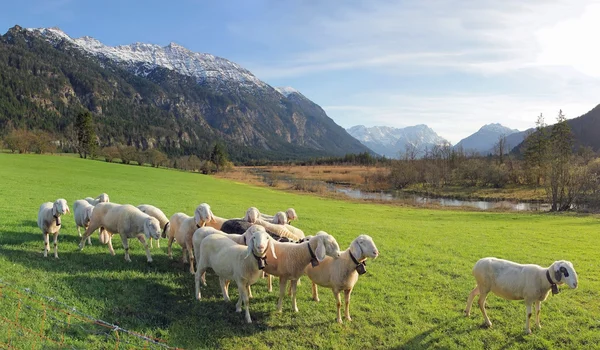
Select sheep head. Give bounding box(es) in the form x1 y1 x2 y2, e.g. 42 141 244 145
350 234 379 261
245 226 275 269
244 207 260 223
286 208 298 222
144 217 162 240
273 211 287 225
552 260 578 289
312 231 341 262
194 203 215 226
53 199 69 217
96 193 109 203
84 206 94 226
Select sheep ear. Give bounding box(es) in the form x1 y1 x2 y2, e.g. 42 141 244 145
143 219 151 238
350 239 362 259
269 238 277 260
194 208 202 226
553 263 562 281
52 203 58 217
66 205 70 214
245 237 254 259
315 239 326 262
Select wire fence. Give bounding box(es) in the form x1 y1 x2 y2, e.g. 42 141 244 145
0 279 181 349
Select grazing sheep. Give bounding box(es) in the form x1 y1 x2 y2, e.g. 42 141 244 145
137 204 170 248
37 199 70 258
261 208 298 224
304 234 379 323
167 205 207 273
84 193 110 206
73 199 94 246
78 203 161 263
262 231 341 312
464 257 579 334
195 226 276 323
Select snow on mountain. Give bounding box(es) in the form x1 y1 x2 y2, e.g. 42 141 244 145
275 86 300 97
26 27 267 91
347 124 449 159
454 123 520 154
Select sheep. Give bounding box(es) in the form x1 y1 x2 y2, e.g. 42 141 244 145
73 199 94 246
261 208 298 224
194 226 277 323
78 203 162 263
245 207 304 240
304 234 379 323
464 257 579 334
195 203 228 230
137 204 170 248
260 231 341 312
84 193 110 206
166 204 208 273
221 219 297 243
37 199 70 258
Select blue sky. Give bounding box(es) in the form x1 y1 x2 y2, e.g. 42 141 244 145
2 0 600 143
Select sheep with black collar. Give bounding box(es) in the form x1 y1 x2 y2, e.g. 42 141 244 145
137 204 170 248
465 257 578 334
194 226 276 323
37 198 70 258
304 234 379 323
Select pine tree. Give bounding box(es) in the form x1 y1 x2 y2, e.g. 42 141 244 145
75 111 96 159
546 110 574 211
210 142 229 172
523 113 549 186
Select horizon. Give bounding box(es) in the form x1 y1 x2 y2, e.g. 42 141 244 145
2 0 599 144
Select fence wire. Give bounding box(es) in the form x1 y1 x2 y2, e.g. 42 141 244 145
0 279 181 349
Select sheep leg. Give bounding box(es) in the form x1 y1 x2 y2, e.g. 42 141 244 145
137 235 153 263
220 278 230 302
237 281 252 324
195 265 207 300
107 234 115 255
478 291 492 327
150 238 154 249
277 277 288 312
334 290 343 323
121 235 131 262
248 285 253 299
344 289 352 321
43 233 49 258
267 274 272 293
167 236 174 259
535 301 542 329
525 302 532 334
53 232 59 259
185 233 195 274
290 279 299 312
79 221 100 250
77 225 81 237
465 285 479 316
156 238 160 248
311 282 320 302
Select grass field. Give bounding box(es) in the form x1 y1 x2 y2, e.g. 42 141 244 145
1 153 599 349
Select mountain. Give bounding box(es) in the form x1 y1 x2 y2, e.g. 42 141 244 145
0 25 370 161
346 124 449 159
454 123 520 155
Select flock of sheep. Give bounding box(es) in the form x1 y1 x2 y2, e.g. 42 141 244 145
37 194 579 332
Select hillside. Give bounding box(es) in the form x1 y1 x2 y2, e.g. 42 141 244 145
454 123 520 155
0 25 370 162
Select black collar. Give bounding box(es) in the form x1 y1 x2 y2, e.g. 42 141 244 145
307 242 319 267
253 252 267 270
53 215 61 226
196 223 202 228
546 269 559 295
349 251 367 275
163 222 169 232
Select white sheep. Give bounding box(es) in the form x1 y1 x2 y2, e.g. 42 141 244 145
166 204 207 273
261 231 341 312
304 234 379 323
464 257 579 334
137 204 170 248
195 203 228 230
84 193 110 206
73 199 94 246
248 207 304 240
37 199 70 258
192 225 261 287
261 208 298 224
194 226 277 323
78 203 162 263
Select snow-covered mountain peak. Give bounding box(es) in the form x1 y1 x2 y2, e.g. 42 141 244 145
26 27 267 91
479 123 519 135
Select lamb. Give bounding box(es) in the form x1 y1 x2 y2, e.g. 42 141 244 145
464 257 579 334
261 231 341 312
194 226 277 323
167 204 208 273
137 204 170 248
78 203 162 263
84 193 110 206
304 234 379 323
73 199 94 246
37 199 70 258
261 208 298 224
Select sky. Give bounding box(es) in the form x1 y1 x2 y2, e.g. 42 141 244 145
2 0 600 144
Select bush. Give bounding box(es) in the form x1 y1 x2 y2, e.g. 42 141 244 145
118 146 137 165
101 146 120 163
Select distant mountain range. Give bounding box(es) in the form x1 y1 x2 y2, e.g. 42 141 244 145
0 25 370 161
454 123 522 155
346 124 449 159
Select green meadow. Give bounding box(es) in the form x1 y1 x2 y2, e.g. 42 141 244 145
0 153 599 349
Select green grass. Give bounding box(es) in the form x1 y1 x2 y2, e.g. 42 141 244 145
1 153 600 349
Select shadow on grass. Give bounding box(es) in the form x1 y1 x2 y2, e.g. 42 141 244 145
0 231 43 245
